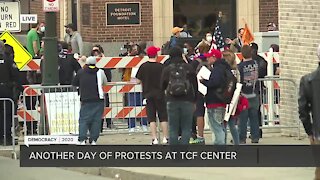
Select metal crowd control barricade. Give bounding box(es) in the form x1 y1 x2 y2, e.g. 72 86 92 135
21 85 80 137
0 98 17 159
102 81 149 135
257 76 301 139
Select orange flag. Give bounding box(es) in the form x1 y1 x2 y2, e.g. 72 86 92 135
242 23 254 45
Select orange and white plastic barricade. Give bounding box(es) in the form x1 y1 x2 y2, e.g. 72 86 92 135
0 98 17 159
20 55 170 71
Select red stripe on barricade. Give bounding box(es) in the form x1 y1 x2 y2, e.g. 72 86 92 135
104 58 122 68
236 53 243 61
115 107 134 118
27 60 40 70
103 85 113 93
274 81 280 89
17 109 34 122
102 107 112 118
136 107 147 118
125 57 143 68
24 86 38 96
119 84 135 93
157 55 166 63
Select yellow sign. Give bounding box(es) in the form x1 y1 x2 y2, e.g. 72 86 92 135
0 30 32 70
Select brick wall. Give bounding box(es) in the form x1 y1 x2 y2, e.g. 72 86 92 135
29 0 60 38
259 0 278 32
279 0 320 136
80 0 153 43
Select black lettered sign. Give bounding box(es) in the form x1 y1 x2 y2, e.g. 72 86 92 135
106 2 141 26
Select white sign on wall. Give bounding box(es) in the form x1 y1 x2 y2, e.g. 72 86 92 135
0 2 21 32
20 14 38 24
43 0 60 12
45 92 80 135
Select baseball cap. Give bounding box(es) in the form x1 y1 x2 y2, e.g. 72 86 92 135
172 27 183 34
86 56 97 65
64 23 76 30
204 49 222 59
147 46 160 57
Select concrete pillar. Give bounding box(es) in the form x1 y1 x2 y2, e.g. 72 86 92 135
153 0 173 47
236 0 260 32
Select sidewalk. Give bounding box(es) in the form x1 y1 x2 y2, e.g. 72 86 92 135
0 156 113 180
0 132 314 180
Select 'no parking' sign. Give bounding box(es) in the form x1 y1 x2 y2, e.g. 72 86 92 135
43 0 59 12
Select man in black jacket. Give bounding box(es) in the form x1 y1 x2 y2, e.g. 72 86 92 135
251 43 268 138
58 42 81 85
72 56 108 145
298 44 320 179
161 47 198 145
0 41 20 145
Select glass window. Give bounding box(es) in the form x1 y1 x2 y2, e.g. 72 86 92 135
174 0 236 39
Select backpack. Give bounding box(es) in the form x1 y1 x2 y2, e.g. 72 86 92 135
215 67 237 104
166 63 190 97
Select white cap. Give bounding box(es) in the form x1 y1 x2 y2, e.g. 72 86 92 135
86 56 97 65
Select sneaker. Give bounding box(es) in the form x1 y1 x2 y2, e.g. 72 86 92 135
91 141 97 145
128 128 135 135
251 139 259 144
142 125 149 135
240 140 246 144
151 138 159 145
162 138 168 144
189 137 205 145
78 141 86 145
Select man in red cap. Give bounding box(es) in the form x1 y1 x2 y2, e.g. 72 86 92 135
200 49 232 145
136 46 168 145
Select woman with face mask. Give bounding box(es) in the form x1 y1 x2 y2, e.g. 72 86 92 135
195 33 218 55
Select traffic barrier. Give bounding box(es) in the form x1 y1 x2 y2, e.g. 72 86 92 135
0 98 17 159
20 52 280 71
20 83 148 139
257 77 301 139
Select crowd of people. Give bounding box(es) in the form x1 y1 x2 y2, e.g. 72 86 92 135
0 21 283 147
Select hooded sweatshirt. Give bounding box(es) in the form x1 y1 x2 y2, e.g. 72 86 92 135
201 59 232 107
72 66 108 103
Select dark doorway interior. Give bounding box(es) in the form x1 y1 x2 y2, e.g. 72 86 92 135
72 0 78 29
174 0 236 39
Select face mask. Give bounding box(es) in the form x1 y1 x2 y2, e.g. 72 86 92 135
40 26 45 32
183 48 188 54
206 36 213 43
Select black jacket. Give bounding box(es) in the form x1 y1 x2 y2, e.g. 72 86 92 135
253 54 268 78
58 51 81 85
0 53 20 98
72 66 108 103
161 59 198 103
201 59 231 105
298 66 320 139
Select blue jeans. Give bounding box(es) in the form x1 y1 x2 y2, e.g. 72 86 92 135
127 93 148 128
167 101 194 145
227 117 240 145
207 107 226 145
79 101 104 142
239 96 260 141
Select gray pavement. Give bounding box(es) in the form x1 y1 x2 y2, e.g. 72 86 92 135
0 131 315 180
0 156 114 180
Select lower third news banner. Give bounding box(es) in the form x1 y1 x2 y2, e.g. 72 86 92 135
20 145 320 167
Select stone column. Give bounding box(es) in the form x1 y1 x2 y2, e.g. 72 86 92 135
236 0 260 32
153 0 173 47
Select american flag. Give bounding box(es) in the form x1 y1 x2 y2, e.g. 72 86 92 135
213 16 225 51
